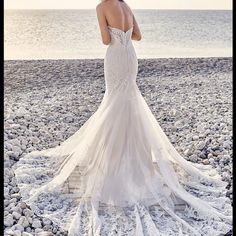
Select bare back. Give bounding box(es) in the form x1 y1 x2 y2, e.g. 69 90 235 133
96 0 141 44
103 0 133 32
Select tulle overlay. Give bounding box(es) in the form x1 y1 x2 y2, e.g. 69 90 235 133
14 26 232 235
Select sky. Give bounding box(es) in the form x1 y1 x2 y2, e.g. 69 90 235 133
4 0 232 10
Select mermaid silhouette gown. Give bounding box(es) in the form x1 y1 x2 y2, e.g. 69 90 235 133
14 26 232 235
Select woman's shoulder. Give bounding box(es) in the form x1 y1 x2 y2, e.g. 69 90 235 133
96 1 110 11
96 2 103 11
96 1 132 15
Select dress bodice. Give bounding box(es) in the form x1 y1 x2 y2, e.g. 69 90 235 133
104 26 138 95
108 26 133 46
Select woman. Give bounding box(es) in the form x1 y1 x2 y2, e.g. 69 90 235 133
14 0 232 235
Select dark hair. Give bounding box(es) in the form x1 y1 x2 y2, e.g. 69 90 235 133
119 0 124 1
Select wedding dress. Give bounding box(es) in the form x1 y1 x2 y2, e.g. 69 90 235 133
14 26 232 236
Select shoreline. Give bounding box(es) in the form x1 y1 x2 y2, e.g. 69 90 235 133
4 56 232 61
4 57 232 235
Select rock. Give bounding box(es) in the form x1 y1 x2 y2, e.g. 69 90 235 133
184 144 194 156
4 209 9 216
223 140 231 149
203 159 210 165
22 232 33 236
12 187 20 193
18 216 30 228
21 144 27 150
42 218 52 226
226 189 232 197
196 141 205 150
18 201 27 209
16 107 27 117
4 186 9 198
209 158 215 164
35 228 44 234
32 218 42 228
11 193 21 200
13 230 21 236
26 216 33 224
223 154 231 160
189 154 198 162
4 229 14 235
174 120 185 129
21 139 28 146
8 151 20 161
199 133 205 138
12 211 21 220
12 223 24 232
6 151 15 158
5 142 13 150
23 208 33 217
11 139 21 147
25 227 32 233
171 126 177 132
43 225 53 231
169 109 177 116
12 145 22 153
52 226 59 234
56 231 65 236
9 177 17 187
11 206 22 214
32 137 40 144
192 135 199 141
64 115 74 123
196 125 205 133
4 153 10 161
207 153 213 158
4 199 10 207
4 214 14 227
5 168 12 178
199 151 207 159
222 128 229 135
186 135 192 142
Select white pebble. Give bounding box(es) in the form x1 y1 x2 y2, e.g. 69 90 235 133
42 218 52 226
12 211 21 220
4 214 14 227
12 223 24 232
13 230 21 236
23 208 33 217
12 146 22 154
22 232 33 236
32 137 40 144
5 229 14 235
196 141 205 150
203 159 210 165
192 135 199 141
18 202 27 209
32 218 42 228
5 142 13 150
35 228 44 234
18 216 30 228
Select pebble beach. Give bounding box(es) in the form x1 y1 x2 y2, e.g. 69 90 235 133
4 57 232 235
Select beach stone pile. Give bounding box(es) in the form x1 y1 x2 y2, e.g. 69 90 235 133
4 57 232 235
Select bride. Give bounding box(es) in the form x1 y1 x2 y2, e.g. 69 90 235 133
14 0 232 235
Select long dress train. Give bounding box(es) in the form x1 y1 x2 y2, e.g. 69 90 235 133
14 26 232 235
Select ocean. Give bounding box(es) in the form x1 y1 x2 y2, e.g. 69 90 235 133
4 9 232 60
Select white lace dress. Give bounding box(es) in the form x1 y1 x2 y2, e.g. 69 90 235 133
14 26 232 236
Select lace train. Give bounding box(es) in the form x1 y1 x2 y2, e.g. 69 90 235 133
13 26 232 235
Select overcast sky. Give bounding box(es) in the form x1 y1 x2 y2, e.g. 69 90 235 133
4 0 232 10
